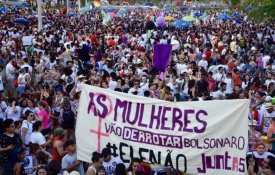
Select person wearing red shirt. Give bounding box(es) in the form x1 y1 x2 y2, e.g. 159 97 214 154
232 68 242 87
108 37 116 47
205 48 212 64
52 128 67 162
89 34 97 44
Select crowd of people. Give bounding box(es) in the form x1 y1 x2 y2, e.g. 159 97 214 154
0 2 275 175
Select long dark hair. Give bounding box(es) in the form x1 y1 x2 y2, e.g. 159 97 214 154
128 158 141 172
96 166 105 175
246 154 259 174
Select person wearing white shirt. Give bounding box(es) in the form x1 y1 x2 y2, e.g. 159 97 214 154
108 72 117 91
30 121 51 147
0 98 7 132
20 58 33 74
213 82 227 99
265 73 275 87
102 148 123 175
5 58 16 87
0 67 4 93
21 110 35 145
213 67 227 85
160 36 167 44
5 98 21 122
176 59 187 76
263 51 271 69
139 76 149 93
128 81 143 96
198 55 208 70
16 68 27 94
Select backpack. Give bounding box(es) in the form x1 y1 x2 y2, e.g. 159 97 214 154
62 107 75 123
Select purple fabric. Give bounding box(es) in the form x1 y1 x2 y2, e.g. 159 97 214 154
153 44 172 72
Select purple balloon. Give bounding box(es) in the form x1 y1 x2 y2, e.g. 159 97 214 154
156 16 166 27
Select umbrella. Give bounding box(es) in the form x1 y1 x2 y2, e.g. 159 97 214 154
199 6 206 11
163 5 173 11
110 12 118 18
145 21 155 30
67 13 77 17
171 40 180 50
156 16 166 27
0 7 10 13
232 12 240 19
199 13 208 20
14 2 30 8
14 18 28 24
172 20 190 28
183 15 195 22
93 0 101 7
217 14 230 20
152 6 159 9
164 16 175 21
193 12 202 17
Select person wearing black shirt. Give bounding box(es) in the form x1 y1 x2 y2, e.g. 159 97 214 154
196 74 209 97
0 119 23 175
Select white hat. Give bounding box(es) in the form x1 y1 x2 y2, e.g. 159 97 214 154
78 74 85 79
265 103 273 109
251 46 257 51
136 59 142 64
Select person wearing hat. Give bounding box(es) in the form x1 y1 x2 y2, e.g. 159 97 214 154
260 103 275 135
101 148 123 175
52 127 67 162
267 117 275 154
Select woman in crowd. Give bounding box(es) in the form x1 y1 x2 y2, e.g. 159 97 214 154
21 110 35 146
37 101 51 136
86 152 103 175
128 158 141 175
30 121 52 147
0 119 23 175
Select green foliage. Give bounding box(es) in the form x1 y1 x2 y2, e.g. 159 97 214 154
241 0 275 22
230 0 241 6
80 0 86 7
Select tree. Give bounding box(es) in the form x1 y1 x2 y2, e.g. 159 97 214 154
230 0 241 6
242 0 275 22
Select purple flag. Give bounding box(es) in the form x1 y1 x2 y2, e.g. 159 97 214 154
153 44 172 72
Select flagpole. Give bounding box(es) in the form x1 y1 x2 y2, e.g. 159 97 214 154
37 0 42 32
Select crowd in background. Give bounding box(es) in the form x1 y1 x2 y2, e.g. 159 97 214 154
0 3 275 175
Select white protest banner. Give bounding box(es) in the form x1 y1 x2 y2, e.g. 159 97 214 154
76 85 249 175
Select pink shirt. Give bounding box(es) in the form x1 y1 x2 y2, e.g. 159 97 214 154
37 109 50 129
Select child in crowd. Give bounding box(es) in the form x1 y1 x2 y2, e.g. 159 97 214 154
62 140 84 175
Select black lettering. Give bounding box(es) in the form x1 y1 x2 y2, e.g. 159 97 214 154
176 154 187 172
119 142 130 163
139 148 149 162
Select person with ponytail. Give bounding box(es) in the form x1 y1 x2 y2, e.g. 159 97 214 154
86 152 103 175
37 101 51 136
